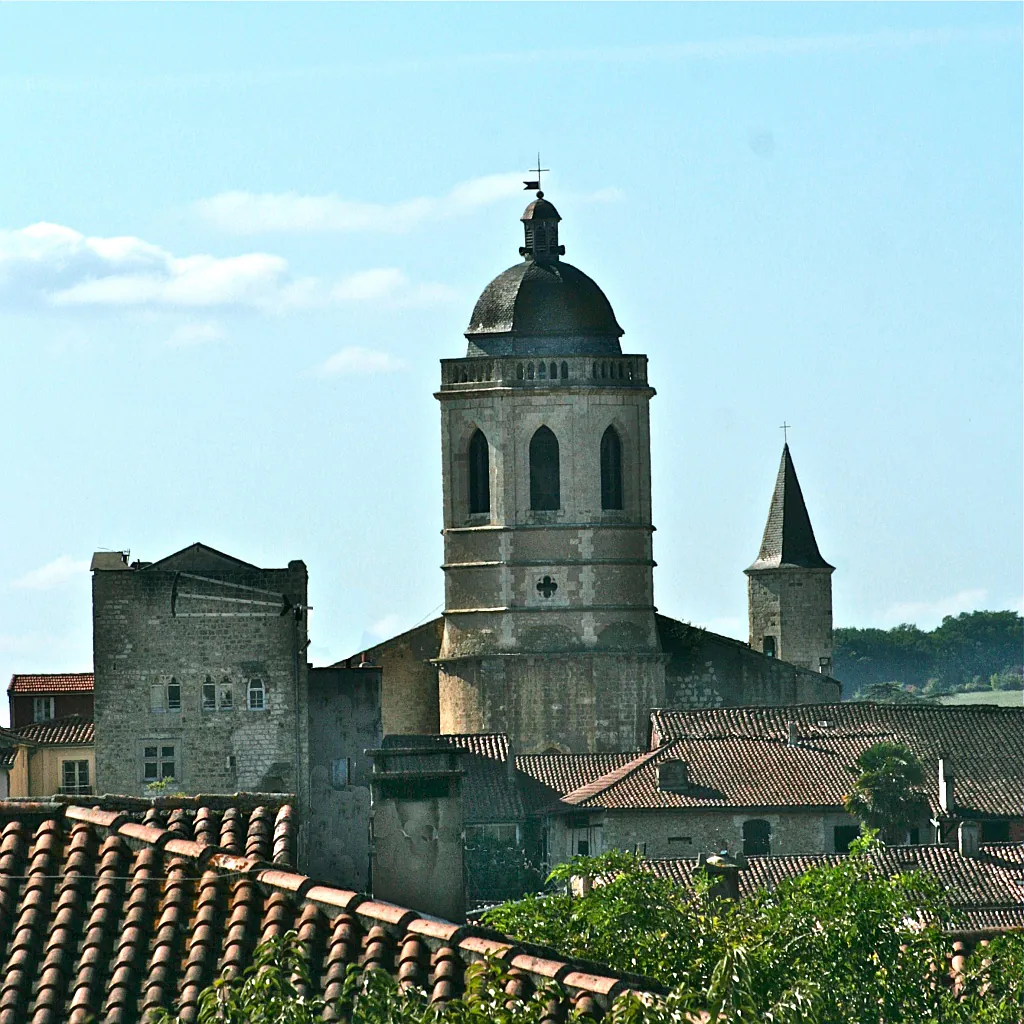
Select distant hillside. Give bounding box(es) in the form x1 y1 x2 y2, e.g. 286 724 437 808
937 689 1023 708
835 610 1022 700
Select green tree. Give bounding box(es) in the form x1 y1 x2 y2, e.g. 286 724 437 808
842 742 928 843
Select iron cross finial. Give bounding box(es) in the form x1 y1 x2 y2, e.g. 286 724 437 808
523 153 550 193
780 421 791 444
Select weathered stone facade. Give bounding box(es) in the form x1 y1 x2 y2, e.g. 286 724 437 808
305 666 381 889
92 544 308 807
544 807 868 864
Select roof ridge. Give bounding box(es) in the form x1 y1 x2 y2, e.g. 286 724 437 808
560 746 666 807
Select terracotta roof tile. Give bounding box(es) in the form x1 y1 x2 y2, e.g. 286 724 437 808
647 842 1024 933
8 673 94 695
648 704 1024 817
11 715 94 746
0 799 669 1021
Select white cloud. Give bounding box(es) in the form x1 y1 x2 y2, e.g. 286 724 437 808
319 346 406 377
196 172 621 235
0 222 450 314
0 222 316 312
332 268 457 306
11 555 90 591
168 321 225 348
876 588 989 631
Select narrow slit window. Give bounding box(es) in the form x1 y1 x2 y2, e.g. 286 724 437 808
219 681 233 710
529 426 560 511
166 678 181 712
202 678 216 711
600 426 624 510
468 429 490 515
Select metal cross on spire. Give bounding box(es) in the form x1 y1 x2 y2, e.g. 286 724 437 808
780 421 791 444
523 153 550 193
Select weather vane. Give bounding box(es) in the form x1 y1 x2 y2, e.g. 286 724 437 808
523 153 549 193
780 421 791 444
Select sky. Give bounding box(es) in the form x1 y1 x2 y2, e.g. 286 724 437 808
1 3 1021 721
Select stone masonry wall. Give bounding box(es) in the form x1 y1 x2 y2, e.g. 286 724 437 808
92 559 308 809
747 568 834 674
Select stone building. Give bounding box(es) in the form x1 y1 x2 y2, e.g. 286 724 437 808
91 544 309 801
341 191 840 753
746 443 835 674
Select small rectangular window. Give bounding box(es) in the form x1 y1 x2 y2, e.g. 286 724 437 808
202 679 216 711
33 697 55 723
143 744 176 783
218 683 233 710
226 754 236 771
150 684 165 713
763 636 777 658
166 678 181 711
247 678 265 711
62 759 91 795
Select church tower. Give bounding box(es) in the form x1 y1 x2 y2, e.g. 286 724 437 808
435 191 664 753
745 444 835 675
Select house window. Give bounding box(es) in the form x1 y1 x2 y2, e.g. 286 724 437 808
743 819 771 856
218 681 233 710
33 697 55 723
568 814 601 857
143 744 176 782
468 429 490 514
331 757 352 789
981 820 1010 843
529 426 560 511
166 678 181 711
151 679 180 714
763 636 777 658
247 678 265 711
600 425 624 510
202 678 217 711
61 760 91 796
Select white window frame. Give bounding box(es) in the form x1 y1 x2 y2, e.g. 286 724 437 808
247 678 266 711
61 759 91 795
33 696 55 723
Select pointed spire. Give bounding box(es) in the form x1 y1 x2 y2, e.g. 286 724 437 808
747 444 834 571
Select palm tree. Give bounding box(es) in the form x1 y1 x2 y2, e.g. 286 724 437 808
843 741 928 844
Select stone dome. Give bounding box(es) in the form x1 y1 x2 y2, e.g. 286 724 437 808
466 260 623 341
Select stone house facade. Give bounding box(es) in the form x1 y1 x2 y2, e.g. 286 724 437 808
7 672 94 729
91 544 309 803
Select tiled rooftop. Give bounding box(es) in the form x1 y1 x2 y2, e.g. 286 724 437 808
649 704 1024 818
8 673 94 695
11 715 94 746
646 843 1024 934
0 801 666 1022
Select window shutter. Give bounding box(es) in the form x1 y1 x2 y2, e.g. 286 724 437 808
150 684 165 713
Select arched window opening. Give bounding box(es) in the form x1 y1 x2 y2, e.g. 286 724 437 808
538 362 547 379
743 819 771 856
247 678 266 711
516 363 524 380
529 426 560 511
600 426 624 510
527 362 535 380
549 362 557 380
592 361 598 378
468 429 490 515
560 361 569 379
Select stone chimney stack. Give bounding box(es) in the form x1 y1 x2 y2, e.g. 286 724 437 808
787 722 800 747
957 820 980 858
938 757 955 814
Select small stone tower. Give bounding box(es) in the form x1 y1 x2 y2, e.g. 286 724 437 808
435 192 664 754
745 444 835 675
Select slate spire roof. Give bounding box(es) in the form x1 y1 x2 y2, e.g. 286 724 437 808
747 444 833 571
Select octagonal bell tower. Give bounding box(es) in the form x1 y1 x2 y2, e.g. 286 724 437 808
435 192 665 753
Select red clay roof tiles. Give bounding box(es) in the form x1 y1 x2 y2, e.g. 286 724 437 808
11 715 94 746
0 800 665 1021
8 673 94 695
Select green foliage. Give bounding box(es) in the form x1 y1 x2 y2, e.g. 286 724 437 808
858 680 937 704
835 610 1023 697
842 742 928 843
154 852 1024 1024
144 777 187 798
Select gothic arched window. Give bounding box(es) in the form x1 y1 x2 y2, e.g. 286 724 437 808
468 429 490 515
529 426 560 511
743 819 771 856
600 426 624 510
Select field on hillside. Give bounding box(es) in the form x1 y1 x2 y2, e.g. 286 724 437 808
937 690 1023 707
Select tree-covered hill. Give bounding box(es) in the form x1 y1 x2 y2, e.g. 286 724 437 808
835 610 1022 699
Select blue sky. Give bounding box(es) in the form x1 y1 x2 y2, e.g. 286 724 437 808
1 3 1021 717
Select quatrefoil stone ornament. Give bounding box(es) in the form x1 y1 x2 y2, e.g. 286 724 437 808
536 575 558 599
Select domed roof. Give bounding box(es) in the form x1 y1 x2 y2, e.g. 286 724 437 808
466 260 623 340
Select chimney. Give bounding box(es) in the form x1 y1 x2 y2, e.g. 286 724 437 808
702 851 742 901
957 820 980 859
657 759 689 793
787 722 800 747
938 757 955 813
